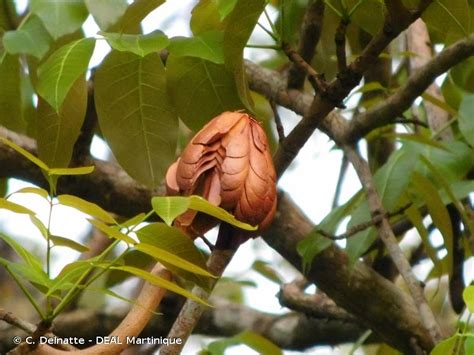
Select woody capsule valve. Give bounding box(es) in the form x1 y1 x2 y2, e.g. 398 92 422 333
165 111 277 243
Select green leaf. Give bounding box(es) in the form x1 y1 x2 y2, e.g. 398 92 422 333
0 198 35 215
348 0 385 35
383 133 447 150
36 38 95 111
110 0 166 33
430 334 459 355
297 191 364 271
0 54 25 133
251 260 283 284
111 265 211 306
89 287 161 315
50 235 89 253
346 148 419 262
100 30 170 57
30 0 89 40
463 285 474 313
87 219 136 245
207 330 282 355
151 196 190 226
95 51 178 188
151 196 256 230
12 187 49 199
0 233 43 271
48 166 95 176
0 136 49 171
189 196 256 230
85 0 129 30
136 223 211 290
48 260 96 296
422 92 457 116
2 15 52 59
420 155 474 239
105 250 154 287
190 0 226 35
168 31 224 64
404 204 441 271
57 194 116 224
411 172 453 275
30 215 49 239
166 55 244 131
422 0 470 43
216 0 239 20
36 77 87 168
135 243 214 277
223 0 266 70
450 56 474 93
0 258 51 290
120 213 147 228
406 140 474 182
458 94 474 146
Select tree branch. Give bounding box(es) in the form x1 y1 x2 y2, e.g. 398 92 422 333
0 125 435 353
10 263 171 354
287 0 325 90
273 2 431 176
263 192 434 353
278 280 356 321
348 33 474 142
343 144 442 344
0 296 370 353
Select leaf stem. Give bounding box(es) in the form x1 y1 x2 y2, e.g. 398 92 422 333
50 239 121 320
256 22 278 42
5 265 46 319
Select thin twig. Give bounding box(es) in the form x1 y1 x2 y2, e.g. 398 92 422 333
335 18 349 73
160 248 236 355
0 309 77 351
343 144 442 343
271 101 285 142
282 42 328 94
393 118 429 128
278 280 356 321
287 0 325 89
318 203 412 240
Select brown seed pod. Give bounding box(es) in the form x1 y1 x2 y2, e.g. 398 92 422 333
165 111 277 239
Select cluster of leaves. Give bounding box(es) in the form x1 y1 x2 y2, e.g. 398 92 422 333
431 285 474 354
0 0 272 189
0 136 255 322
